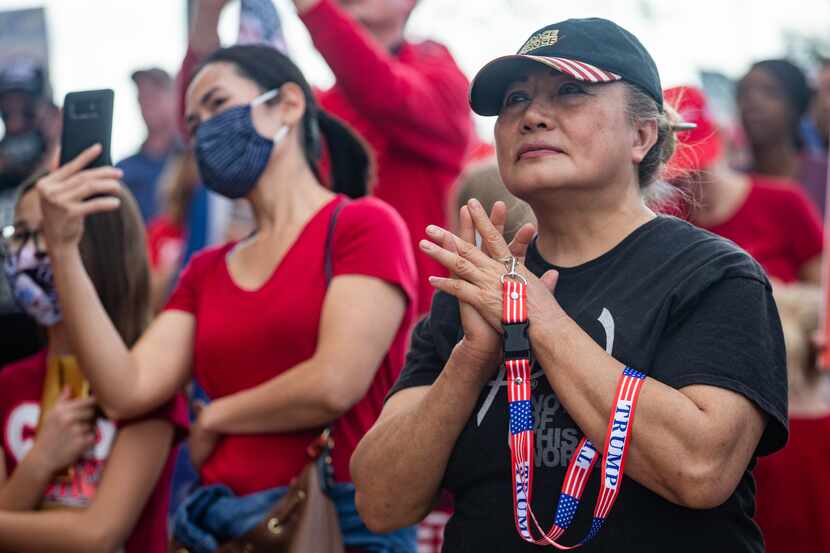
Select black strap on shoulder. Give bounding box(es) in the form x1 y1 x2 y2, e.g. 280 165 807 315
324 199 348 286
319 199 349 485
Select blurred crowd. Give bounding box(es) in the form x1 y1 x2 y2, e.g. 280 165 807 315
0 1 828 552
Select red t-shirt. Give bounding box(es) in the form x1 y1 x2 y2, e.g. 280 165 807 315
0 349 188 553
164 195 417 495
703 175 823 283
146 216 185 270
754 414 830 553
300 0 474 315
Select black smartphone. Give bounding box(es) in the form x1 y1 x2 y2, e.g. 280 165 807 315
59 89 114 168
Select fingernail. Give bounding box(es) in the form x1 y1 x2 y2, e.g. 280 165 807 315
426 225 442 237
468 199 482 210
419 239 434 251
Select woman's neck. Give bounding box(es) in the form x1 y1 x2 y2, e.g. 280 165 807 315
687 166 751 228
46 323 72 357
532 180 655 268
247 149 334 240
751 140 800 179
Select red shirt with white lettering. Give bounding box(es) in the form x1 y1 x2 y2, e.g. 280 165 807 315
0 349 188 553
702 175 823 283
164 195 417 495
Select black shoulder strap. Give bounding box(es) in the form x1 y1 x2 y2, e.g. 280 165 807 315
319 199 349 484
324 199 348 286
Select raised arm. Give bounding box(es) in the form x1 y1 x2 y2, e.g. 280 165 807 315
176 0 228 136
296 0 473 166
189 0 226 57
178 0 285 136
0 417 174 553
38 146 194 420
198 274 406 435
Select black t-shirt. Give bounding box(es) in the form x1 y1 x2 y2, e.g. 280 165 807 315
388 216 787 553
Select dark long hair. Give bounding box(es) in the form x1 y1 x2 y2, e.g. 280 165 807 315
19 177 151 346
78 187 150 346
197 45 372 198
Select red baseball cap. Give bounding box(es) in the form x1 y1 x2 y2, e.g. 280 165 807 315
663 85 722 179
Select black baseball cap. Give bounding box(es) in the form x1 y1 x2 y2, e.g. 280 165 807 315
470 18 663 116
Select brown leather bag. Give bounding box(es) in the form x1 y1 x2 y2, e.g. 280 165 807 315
171 431 345 553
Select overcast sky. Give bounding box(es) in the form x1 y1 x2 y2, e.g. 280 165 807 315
1 0 829 161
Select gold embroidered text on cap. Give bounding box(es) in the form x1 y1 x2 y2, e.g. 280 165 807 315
518 30 559 55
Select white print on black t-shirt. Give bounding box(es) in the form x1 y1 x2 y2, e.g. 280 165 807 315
5 400 117 507
532 395 580 468
597 308 615 354
477 308 616 468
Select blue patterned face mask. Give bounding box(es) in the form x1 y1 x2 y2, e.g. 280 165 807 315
3 242 62 327
194 89 289 199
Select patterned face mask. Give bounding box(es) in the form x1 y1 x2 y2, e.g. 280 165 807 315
194 88 289 199
3 242 61 327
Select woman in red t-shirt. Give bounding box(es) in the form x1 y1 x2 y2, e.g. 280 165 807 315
36 45 418 552
664 85 823 284
0 180 186 552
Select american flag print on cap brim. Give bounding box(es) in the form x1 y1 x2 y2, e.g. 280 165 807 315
524 56 622 83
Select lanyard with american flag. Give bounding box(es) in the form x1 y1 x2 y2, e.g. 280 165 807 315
501 273 646 548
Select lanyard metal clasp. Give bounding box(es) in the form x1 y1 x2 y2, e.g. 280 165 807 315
500 256 528 285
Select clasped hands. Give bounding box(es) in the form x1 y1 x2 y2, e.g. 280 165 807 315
418 199 567 376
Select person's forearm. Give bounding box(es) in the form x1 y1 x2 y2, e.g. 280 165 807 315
48 247 139 417
0 509 116 553
202 357 351 434
176 46 206 137
189 2 222 56
177 2 223 137
532 317 746 508
351 344 489 532
0 452 54 511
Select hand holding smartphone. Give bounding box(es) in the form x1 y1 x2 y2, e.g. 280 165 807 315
35 90 122 253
